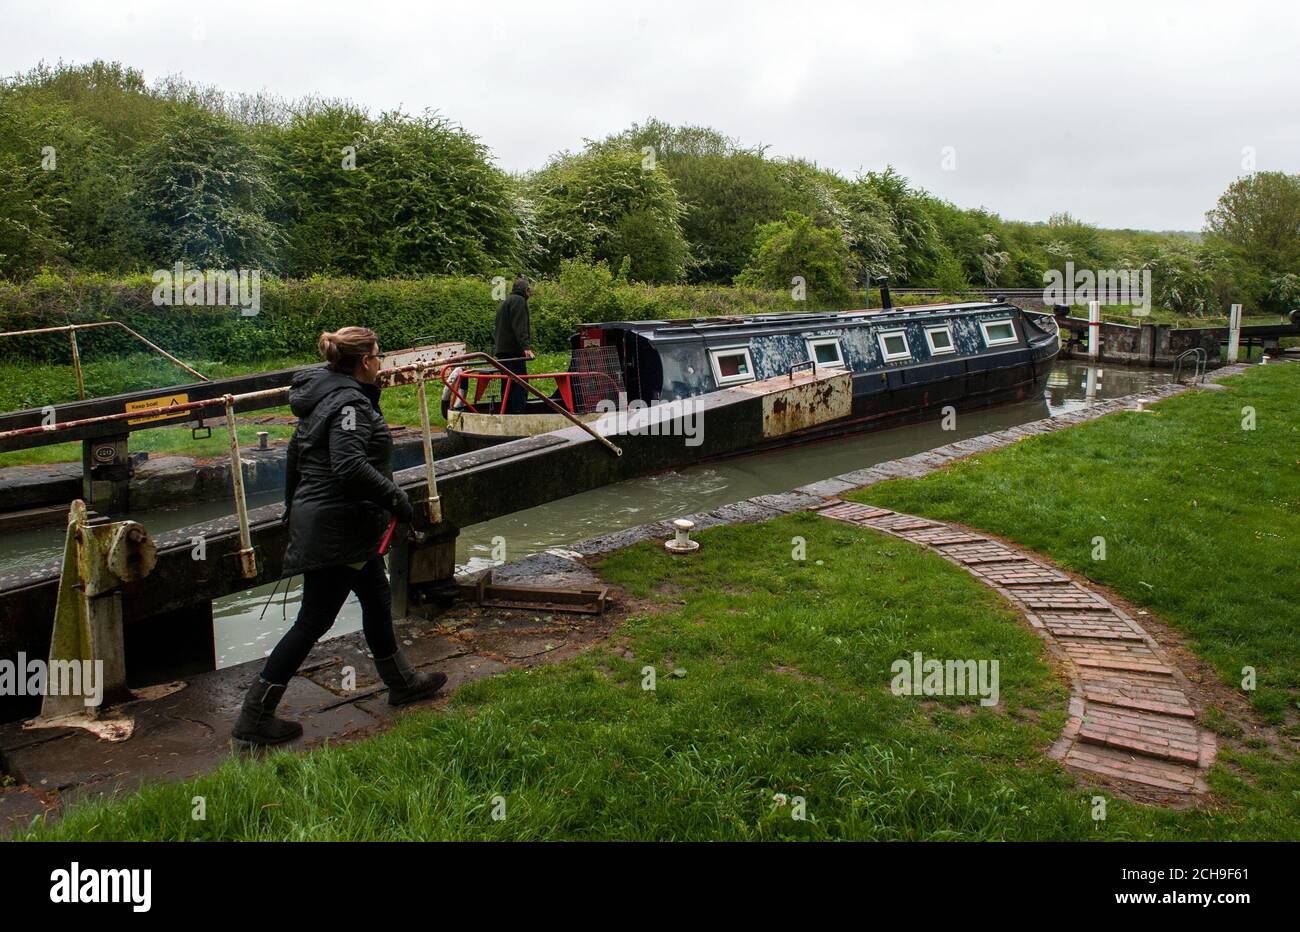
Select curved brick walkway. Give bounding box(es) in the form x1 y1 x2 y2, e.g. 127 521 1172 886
817 501 1216 796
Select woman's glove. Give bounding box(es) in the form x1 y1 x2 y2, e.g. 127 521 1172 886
390 488 415 525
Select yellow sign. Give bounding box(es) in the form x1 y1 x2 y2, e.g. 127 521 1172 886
125 393 189 426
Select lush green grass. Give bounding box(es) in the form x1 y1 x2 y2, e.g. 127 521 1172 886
0 353 313 414
1075 302 1288 329
15 510 1300 841
0 350 572 467
851 362 1300 725
0 425 299 467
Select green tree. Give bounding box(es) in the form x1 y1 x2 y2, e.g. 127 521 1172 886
1204 171 1300 312
267 104 371 276
527 148 688 283
123 107 279 269
861 167 943 284
736 211 854 306
359 110 518 277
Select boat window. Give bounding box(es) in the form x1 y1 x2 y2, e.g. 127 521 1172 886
877 330 911 362
806 337 844 367
925 325 956 355
980 319 1018 347
709 346 756 386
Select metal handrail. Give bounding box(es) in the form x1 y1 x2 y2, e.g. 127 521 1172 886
1172 347 1207 384
0 351 622 456
0 320 209 399
434 353 622 456
0 350 622 581
442 366 623 416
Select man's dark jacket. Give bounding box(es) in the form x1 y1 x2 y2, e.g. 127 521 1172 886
282 367 402 574
494 281 532 357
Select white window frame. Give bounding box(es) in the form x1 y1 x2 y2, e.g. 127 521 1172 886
924 324 956 356
805 337 845 368
979 319 1019 347
877 329 912 363
708 345 756 386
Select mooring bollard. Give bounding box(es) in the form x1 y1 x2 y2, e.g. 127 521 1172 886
665 518 700 554
257 430 268 450
416 370 443 524
224 395 258 579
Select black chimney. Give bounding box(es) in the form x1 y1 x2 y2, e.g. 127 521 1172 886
871 275 892 310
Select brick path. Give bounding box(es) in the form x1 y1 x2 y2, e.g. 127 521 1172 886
816 500 1215 796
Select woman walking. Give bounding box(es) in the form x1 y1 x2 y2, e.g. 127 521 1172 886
233 326 446 747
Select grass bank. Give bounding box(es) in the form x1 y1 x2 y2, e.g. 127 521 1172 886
15 501 1299 840
849 361 1300 727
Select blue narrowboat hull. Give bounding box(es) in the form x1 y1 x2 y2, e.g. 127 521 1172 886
449 301 1060 450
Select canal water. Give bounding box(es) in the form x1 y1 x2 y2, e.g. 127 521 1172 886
0 361 1170 667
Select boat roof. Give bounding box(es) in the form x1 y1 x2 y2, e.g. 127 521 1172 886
588 301 1024 337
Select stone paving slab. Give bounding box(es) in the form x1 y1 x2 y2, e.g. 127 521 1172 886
1077 702 1201 764
1077 669 1196 718
896 528 988 547
1058 638 1174 676
817 502 1213 796
0 674 379 802
1038 612 1145 641
1061 743 1202 793
1007 584 1115 611
975 562 1071 586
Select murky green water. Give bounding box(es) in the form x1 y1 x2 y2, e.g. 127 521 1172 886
0 361 1170 668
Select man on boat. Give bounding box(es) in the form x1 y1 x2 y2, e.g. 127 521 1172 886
494 276 535 414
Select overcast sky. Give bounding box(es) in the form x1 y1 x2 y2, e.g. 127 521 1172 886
4 0 1296 231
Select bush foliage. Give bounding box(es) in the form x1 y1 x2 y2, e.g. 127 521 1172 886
1 61 1296 319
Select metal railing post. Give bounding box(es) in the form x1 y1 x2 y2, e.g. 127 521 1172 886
224 395 258 579
68 329 85 400
416 370 443 524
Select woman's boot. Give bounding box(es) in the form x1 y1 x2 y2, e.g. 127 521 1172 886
231 676 304 748
374 650 447 706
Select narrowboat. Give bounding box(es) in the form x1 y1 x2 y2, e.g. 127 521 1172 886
441 299 1060 450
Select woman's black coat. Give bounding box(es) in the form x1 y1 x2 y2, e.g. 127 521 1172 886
281 367 403 575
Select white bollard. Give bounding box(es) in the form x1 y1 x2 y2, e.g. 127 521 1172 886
1227 303 1243 363
1088 300 1101 360
665 518 700 554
